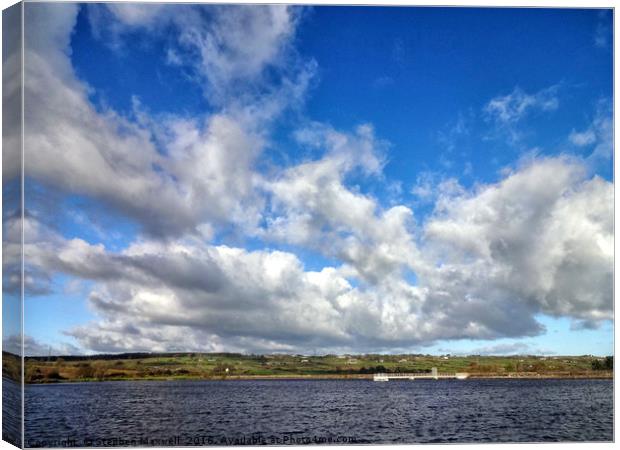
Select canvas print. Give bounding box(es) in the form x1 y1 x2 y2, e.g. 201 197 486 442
1 1 614 447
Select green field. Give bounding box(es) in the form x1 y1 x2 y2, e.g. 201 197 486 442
1 352 612 383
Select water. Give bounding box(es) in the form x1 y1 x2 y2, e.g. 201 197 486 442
2 378 22 447
20 378 612 446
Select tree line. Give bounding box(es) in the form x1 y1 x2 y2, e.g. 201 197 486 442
591 356 613 371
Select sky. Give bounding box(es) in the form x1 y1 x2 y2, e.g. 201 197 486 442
1 2 613 356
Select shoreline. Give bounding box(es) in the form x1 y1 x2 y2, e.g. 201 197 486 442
9 372 613 385
6 352 612 385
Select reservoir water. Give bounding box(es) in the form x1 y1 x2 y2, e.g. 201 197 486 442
13 378 613 446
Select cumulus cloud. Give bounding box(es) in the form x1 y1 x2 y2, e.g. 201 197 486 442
422 157 612 327
89 3 303 106
23 3 310 238
261 123 423 285
24 4 183 236
2 211 59 298
2 3 22 185
13 4 613 355
20 224 359 352
104 3 166 28
411 173 465 206
3 334 83 357
176 5 298 102
19 155 613 354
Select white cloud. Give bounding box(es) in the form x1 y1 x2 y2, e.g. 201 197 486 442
411 172 465 207
22 229 360 352
484 85 559 124
261 124 422 286
24 4 184 236
23 3 311 238
2 3 22 185
105 3 166 27
3 334 82 357
411 172 435 201
569 129 596 147
177 5 298 100
90 3 303 106
460 342 555 356
19 155 612 354
422 156 612 326
594 12 612 49
569 99 612 163
482 85 561 144
14 4 613 355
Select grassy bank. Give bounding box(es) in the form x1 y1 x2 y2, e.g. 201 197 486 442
2 352 612 384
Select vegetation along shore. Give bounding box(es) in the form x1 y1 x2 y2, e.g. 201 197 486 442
2 352 612 384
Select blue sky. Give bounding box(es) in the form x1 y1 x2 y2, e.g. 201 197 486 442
3 3 612 356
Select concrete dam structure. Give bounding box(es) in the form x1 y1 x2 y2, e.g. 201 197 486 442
373 367 469 381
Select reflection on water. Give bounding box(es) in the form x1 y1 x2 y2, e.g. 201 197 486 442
24 378 612 446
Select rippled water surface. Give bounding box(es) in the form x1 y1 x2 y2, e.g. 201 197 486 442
23 379 612 446
2 379 22 446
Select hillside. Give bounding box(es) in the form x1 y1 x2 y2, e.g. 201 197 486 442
2 352 612 383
